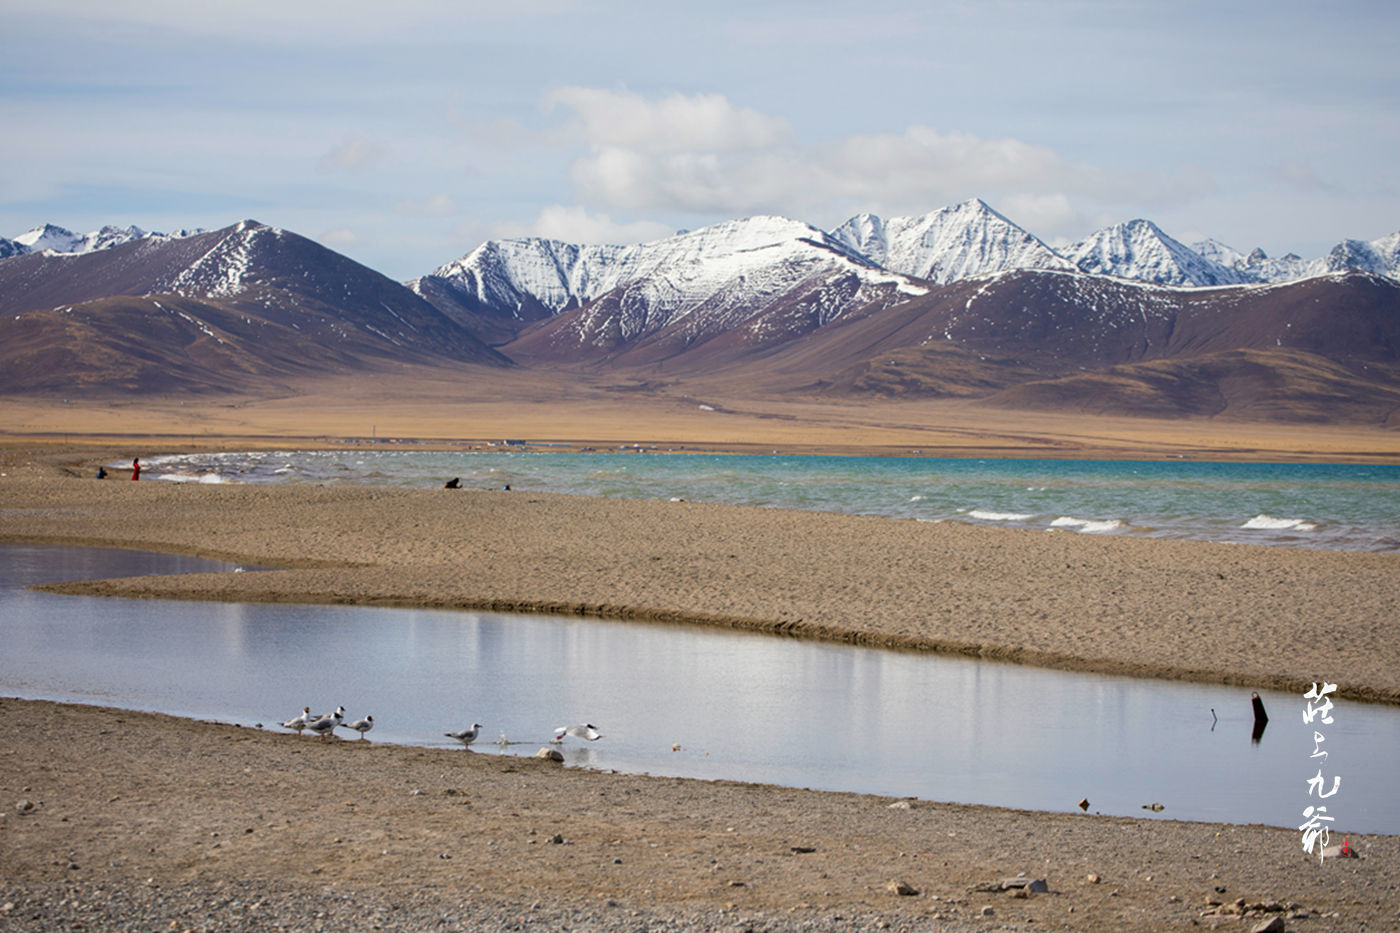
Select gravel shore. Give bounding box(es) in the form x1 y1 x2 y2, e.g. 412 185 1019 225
4 699 1397 933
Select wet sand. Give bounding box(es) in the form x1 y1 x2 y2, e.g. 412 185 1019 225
2 446 1398 931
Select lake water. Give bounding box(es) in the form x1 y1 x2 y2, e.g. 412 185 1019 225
136 450 1400 552
3 544 1396 834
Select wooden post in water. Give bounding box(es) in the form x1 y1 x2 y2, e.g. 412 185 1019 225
1251 691 1269 743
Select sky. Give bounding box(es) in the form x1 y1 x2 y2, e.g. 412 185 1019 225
2 0 1397 281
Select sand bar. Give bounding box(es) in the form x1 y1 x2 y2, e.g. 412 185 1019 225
2 448 1397 704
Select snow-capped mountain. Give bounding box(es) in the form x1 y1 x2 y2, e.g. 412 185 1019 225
414 215 930 353
0 219 507 393
13 223 84 253
1315 233 1400 278
413 237 628 322
1059 219 1251 287
830 198 1076 283
4 211 1397 423
4 223 197 258
1193 234 1400 284
409 203 1400 360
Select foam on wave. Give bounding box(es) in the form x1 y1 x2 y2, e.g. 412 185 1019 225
1051 516 1126 534
1241 514 1317 532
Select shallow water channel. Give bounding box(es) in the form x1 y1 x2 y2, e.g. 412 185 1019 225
2 544 1396 834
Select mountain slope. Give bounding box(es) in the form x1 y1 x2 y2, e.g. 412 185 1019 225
0 220 509 394
690 270 1400 422
984 348 1400 423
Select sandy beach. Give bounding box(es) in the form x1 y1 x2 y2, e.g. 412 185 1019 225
2 444 1398 931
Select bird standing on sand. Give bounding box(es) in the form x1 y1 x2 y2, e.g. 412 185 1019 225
306 715 338 741
445 724 483 747
554 723 602 743
281 707 312 736
346 715 374 740
306 706 345 741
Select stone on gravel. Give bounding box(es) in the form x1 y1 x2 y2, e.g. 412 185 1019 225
1250 917 1286 932
885 880 917 896
536 748 564 761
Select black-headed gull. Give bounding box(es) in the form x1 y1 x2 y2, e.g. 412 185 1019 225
445 724 483 747
346 715 374 740
306 707 344 741
280 707 312 736
554 723 602 742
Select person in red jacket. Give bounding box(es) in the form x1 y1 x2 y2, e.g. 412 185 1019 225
131 458 141 481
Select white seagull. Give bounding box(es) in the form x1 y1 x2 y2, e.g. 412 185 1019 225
554 723 603 743
346 715 374 740
280 707 312 736
445 723 483 747
306 707 344 741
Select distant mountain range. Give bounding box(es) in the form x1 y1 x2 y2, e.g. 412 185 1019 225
3 203 1398 423
410 199 1400 314
9 199 1400 290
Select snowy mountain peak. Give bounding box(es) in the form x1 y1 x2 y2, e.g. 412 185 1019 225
830 199 1075 284
415 213 930 347
15 223 82 254
1062 219 1249 287
3 222 187 259
156 220 278 298
1319 235 1400 277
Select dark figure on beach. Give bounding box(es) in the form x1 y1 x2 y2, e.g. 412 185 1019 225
131 458 140 481
96 466 107 479
444 477 461 489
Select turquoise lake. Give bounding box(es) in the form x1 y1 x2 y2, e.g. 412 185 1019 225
138 450 1400 552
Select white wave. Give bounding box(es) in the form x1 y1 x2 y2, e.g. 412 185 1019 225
1241 515 1317 532
1051 516 1126 534
909 494 926 502
966 509 1035 522
155 472 229 485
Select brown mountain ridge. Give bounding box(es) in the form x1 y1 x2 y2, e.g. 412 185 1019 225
2 221 1397 424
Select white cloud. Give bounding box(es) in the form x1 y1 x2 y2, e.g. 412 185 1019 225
996 193 1084 240
320 228 361 247
393 194 457 216
546 87 788 154
497 205 673 245
1268 161 1340 195
546 87 1217 242
23 1 583 44
317 135 390 174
